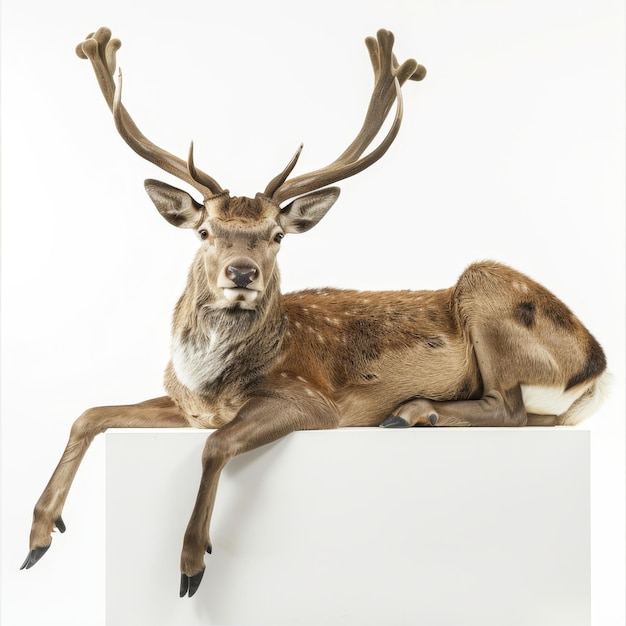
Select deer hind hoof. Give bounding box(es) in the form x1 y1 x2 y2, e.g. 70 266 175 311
180 569 205 598
379 415 410 428
20 544 51 570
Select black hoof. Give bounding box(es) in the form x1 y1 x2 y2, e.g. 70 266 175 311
379 415 410 428
180 569 205 598
21 518 65 571
20 544 51 570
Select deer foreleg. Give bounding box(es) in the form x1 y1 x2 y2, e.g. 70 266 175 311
22 396 188 570
179 391 339 597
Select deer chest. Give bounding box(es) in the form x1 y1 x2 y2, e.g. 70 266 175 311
170 331 236 393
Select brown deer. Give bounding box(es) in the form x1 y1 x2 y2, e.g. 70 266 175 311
22 26 608 598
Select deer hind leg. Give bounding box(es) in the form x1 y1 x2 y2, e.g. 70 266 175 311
382 401 559 427
382 261 606 428
382 385 531 428
382 316 558 427
179 390 339 598
22 396 188 570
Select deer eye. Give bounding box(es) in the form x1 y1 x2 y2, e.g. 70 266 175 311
199 229 210 240
273 232 284 244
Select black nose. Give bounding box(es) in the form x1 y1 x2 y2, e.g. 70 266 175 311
227 265 258 288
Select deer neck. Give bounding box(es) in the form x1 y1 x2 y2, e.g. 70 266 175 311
170 257 287 395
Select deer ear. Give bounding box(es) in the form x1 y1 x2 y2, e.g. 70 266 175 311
279 187 341 234
144 179 204 228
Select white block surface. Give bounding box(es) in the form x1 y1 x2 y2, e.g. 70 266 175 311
105 428 590 626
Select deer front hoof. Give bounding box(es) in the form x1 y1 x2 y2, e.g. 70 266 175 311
20 544 51 570
379 415 410 428
21 517 66 570
180 569 205 598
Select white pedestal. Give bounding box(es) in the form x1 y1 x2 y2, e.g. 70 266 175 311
105 428 590 626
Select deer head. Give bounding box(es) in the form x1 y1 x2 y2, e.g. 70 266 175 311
76 27 426 309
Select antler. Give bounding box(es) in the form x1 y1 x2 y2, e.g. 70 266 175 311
265 29 426 204
76 28 424 204
76 27 224 198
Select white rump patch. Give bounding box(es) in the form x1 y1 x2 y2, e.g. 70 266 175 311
521 383 591 416
560 370 613 425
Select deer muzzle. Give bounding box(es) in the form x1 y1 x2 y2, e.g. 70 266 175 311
218 258 263 306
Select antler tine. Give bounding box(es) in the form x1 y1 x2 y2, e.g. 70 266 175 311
269 29 425 205
187 142 225 195
76 27 223 198
75 28 120 108
337 31 424 162
263 143 304 199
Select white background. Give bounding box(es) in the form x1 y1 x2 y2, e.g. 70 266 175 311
1 0 624 624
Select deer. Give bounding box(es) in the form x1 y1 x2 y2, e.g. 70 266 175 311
22 26 608 599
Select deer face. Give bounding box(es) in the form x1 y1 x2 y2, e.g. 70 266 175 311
144 180 340 309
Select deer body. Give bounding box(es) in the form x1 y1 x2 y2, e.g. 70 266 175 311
166 284 478 430
22 27 608 599
165 259 603 432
